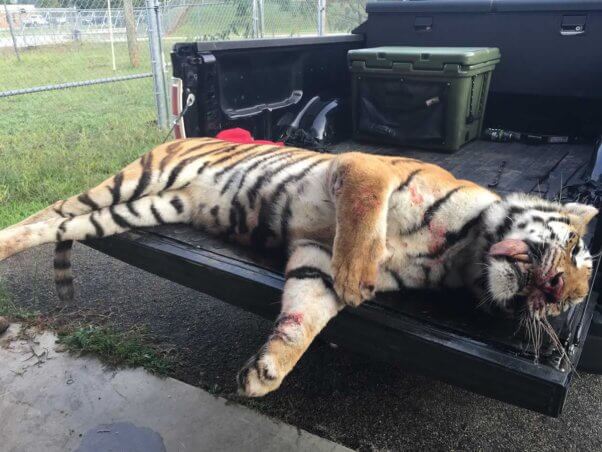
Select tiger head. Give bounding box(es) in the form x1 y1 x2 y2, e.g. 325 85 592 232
481 194 598 319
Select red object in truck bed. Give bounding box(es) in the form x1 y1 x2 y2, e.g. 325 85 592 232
216 128 284 146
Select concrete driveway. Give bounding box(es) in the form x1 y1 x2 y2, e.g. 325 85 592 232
0 325 348 452
1 243 601 450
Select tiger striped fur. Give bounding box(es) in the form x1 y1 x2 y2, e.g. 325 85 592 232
0 137 598 396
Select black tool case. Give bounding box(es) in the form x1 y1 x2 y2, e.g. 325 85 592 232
359 0 602 99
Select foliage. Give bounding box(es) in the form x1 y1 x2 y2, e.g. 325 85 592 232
58 325 173 374
326 0 367 32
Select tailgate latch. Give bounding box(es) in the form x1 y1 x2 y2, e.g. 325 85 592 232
414 16 433 32
561 15 586 36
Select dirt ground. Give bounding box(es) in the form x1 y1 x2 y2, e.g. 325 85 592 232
1 243 601 451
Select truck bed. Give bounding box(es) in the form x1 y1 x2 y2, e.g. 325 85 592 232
85 139 598 416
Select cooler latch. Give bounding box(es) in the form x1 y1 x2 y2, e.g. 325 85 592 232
561 15 586 36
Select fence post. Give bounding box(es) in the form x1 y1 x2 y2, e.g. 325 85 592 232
252 0 258 39
124 0 140 68
3 3 21 62
258 0 264 37
107 0 117 71
317 0 326 36
145 0 169 129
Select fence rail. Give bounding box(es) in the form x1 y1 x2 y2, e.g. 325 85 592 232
0 73 152 98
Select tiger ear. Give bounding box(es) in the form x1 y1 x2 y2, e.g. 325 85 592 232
563 202 598 233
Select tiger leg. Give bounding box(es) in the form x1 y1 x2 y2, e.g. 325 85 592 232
329 153 398 307
237 241 343 397
0 190 192 262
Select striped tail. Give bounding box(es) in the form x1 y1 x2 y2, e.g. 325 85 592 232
54 241 74 302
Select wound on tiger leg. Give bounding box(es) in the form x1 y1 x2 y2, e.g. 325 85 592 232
270 312 305 344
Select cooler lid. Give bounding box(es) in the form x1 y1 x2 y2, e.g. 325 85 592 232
349 46 501 70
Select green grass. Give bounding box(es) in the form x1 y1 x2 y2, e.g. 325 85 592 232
0 79 162 229
1 41 151 91
0 41 162 229
0 277 171 374
58 325 172 375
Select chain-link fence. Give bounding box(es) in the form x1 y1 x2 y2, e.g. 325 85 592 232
159 0 366 42
1 0 365 97
1 0 152 228
1 1 153 97
1 0 366 119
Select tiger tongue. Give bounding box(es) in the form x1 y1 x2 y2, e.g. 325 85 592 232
489 239 530 259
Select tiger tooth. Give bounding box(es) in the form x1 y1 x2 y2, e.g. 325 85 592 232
513 253 531 262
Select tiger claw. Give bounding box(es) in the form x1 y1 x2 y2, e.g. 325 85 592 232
237 353 283 397
332 240 384 307
333 259 378 307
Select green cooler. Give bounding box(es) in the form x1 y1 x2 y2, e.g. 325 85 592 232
348 47 500 152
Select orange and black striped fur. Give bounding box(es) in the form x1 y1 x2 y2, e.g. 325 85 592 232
0 138 598 396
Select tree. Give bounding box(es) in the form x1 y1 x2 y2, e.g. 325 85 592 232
123 0 139 68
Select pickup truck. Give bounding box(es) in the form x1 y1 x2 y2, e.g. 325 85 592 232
86 0 602 417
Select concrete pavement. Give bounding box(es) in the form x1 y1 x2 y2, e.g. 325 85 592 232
0 324 350 452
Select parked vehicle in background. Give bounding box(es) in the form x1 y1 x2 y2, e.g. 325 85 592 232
51 16 68 26
79 14 105 26
23 14 48 27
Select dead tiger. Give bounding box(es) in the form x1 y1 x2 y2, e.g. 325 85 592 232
0 138 597 396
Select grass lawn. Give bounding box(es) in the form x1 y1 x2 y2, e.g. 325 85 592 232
1 41 152 92
0 73 162 229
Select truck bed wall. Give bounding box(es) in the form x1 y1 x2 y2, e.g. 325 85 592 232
363 0 602 99
360 1 602 137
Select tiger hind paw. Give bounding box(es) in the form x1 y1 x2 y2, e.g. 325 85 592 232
236 352 283 397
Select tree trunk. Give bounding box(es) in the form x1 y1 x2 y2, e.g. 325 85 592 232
123 0 139 68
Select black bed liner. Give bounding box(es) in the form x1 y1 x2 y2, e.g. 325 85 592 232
85 139 598 416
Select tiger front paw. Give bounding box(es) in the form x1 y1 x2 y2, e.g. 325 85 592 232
332 240 383 307
236 352 284 397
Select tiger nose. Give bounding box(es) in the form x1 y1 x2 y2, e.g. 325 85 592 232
541 272 564 300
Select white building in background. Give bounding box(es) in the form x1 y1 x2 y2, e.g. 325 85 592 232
1 4 35 29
